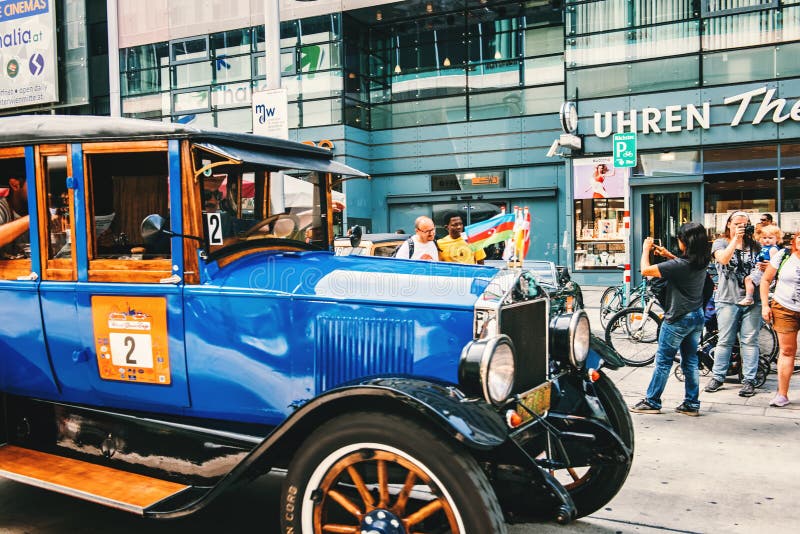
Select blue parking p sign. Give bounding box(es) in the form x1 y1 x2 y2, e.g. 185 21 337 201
613 133 637 168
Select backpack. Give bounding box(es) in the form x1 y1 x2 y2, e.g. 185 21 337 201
702 272 714 308
392 237 415 258
391 237 443 259
651 269 714 310
650 277 669 309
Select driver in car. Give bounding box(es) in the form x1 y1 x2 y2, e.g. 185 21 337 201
203 176 236 244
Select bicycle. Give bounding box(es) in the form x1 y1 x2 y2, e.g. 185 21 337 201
603 278 663 367
673 301 776 388
599 267 664 328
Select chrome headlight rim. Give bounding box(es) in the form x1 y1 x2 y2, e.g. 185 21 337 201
550 310 590 370
459 334 516 406
570 310 590 369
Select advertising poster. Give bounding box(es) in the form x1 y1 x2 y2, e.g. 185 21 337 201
252 87 289 139
573 156 628 200
0 0 58 110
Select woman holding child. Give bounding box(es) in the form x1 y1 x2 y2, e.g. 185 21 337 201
760 231 800 407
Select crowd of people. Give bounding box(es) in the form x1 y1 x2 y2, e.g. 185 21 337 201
393 213 486 264
631 212 799 415
2 178 798 408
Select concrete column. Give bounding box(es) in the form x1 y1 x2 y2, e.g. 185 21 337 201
106 0 120 116
264 0 281 90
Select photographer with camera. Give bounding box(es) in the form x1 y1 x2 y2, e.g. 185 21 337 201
705 211 766 397
630 223 711 417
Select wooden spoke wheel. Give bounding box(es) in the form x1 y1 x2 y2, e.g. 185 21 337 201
312 449 458 533
536 373 634 518
280 412 507 534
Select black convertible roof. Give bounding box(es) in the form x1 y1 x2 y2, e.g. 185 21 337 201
0 115 367 176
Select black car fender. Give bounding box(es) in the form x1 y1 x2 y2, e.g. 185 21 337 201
268 376 508 457
148 376 507 518
589 333 626 370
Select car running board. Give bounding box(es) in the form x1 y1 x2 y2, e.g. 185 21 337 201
0 444 191 514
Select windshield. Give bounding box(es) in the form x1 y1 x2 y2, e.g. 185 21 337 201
193 144 344 255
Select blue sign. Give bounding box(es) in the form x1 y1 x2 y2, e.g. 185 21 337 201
612 132 637 168
28 52 43 75
0 0 49 23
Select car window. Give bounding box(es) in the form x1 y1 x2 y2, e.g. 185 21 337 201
0 149 29 280
83 144 172 282
373 244 400 257
193 145 329 255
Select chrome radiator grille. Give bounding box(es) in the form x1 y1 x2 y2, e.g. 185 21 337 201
314 316 415 392
500 299 548 392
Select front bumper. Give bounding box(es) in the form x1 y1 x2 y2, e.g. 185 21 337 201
491 371 632 524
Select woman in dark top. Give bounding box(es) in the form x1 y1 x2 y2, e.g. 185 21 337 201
631 222 711 416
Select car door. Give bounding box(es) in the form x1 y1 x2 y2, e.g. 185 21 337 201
40 140 190 410
0 146 58 397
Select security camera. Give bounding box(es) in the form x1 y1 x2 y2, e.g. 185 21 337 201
546 139 561 158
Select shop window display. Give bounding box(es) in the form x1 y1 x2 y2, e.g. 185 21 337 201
573 157 628 270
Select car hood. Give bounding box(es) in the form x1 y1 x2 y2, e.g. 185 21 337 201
208 250 499 309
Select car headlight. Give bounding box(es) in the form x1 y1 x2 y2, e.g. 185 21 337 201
550 310 590 369
459 335 516 406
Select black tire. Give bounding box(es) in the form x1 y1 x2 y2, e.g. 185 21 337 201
604 306 662 367
674 364 684 382
280 411 507 534
557 372 634 518
599 286 623 328
754 357 770 388
759 323 778 366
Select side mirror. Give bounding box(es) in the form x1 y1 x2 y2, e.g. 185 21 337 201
141 214 205 246
141 214 169 244
349 225 363 247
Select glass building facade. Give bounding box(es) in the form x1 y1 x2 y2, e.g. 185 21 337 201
565 0 800 282
118 3 565 130
3 0 793 284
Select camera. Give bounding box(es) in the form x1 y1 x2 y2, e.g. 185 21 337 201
744 223 755 237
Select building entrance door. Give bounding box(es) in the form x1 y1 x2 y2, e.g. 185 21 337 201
631 183 702 283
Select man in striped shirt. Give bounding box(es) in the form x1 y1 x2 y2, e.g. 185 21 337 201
0 177 30 258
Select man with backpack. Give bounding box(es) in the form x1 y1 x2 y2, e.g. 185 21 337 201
393 216 440 261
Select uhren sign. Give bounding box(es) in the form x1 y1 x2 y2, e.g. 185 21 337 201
593 86 800 138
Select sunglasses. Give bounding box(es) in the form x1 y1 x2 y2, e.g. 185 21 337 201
202 190 222 202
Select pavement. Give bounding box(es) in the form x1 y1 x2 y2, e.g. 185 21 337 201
507 286 800 534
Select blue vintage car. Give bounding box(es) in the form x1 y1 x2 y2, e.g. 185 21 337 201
0 116 631 533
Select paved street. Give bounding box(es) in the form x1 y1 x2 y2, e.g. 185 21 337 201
1 287 799 533
508 287 800 533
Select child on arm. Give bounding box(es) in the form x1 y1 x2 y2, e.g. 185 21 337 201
738 224 782 306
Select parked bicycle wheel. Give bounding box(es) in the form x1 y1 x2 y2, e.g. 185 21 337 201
599 286 623 328
604 306 662 367
758 323 778 370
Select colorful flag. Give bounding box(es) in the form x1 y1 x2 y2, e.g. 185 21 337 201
503 206 532 261
464 212 515 251
517 207 531 259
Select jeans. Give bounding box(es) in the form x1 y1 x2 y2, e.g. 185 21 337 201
712 302 761 383
645 308 705 410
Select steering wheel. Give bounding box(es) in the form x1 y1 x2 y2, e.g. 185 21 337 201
243 214 301 239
